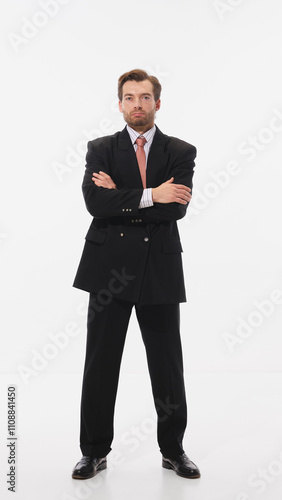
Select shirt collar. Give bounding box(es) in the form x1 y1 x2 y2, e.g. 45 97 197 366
126 124 156 145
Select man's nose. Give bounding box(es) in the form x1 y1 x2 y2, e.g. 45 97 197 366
133 99 143 108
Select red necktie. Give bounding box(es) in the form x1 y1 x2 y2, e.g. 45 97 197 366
136 136 147 188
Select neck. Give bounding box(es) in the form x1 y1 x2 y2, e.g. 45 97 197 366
129 123 155 135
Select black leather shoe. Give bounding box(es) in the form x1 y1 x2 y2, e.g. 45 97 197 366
72 456 107 480
162 452 200 478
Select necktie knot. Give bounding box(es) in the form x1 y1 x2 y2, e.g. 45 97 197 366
136 136 146 148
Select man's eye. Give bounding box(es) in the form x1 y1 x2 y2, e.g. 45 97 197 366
143 96 151 100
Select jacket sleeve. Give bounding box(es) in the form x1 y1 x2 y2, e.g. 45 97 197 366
82 141 143 218
140 144 196 222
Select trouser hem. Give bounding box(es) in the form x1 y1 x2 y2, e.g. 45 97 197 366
80 445 112 458
160 446 185 459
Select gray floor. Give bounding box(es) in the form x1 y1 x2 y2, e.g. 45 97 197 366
1 372 282 500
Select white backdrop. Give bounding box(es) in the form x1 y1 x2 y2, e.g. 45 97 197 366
1 1 282 499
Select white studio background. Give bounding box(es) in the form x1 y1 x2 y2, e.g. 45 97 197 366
1 1 282 500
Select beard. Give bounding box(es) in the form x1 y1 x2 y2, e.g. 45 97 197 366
123 109 156 129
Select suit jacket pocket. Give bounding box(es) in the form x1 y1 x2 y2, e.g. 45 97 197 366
162 238 183 254
85 227 108 245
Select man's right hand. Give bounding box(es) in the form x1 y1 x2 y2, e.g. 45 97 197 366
152 177 192 205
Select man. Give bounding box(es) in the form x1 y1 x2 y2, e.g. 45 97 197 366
72 69 200 480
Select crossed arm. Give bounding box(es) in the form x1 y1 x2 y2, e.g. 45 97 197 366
82 140 195 221
92 171 192 205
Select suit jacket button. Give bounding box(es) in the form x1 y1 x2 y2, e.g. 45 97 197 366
144 237 149 242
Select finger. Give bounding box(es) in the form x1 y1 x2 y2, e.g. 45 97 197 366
93 172 105 178
175 187 191 196
177 194 191 204
93 180 105 186
174 184 191 191
176 193 191 202
175 197 188 205
93 170 109 178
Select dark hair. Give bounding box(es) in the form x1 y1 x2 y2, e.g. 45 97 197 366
118 69 162 102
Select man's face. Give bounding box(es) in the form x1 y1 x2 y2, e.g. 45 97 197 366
118 79 161 132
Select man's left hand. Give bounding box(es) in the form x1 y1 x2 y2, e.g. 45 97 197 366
92 171 117 189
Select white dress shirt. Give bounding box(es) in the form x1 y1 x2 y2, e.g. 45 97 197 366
126 124 155 209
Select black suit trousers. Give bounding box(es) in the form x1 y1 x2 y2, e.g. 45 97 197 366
80 294 187 458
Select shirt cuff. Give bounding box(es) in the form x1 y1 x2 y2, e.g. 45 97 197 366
138 188 154 209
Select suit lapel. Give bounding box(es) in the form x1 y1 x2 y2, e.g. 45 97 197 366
146 125 168 188
117 127 143 188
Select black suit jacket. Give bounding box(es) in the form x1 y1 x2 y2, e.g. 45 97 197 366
73 125 196 305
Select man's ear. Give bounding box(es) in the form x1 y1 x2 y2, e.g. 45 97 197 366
118 101 123 113
155 99 161 111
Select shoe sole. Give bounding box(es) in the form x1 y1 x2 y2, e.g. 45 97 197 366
72 459 107 480
162 459 201 479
